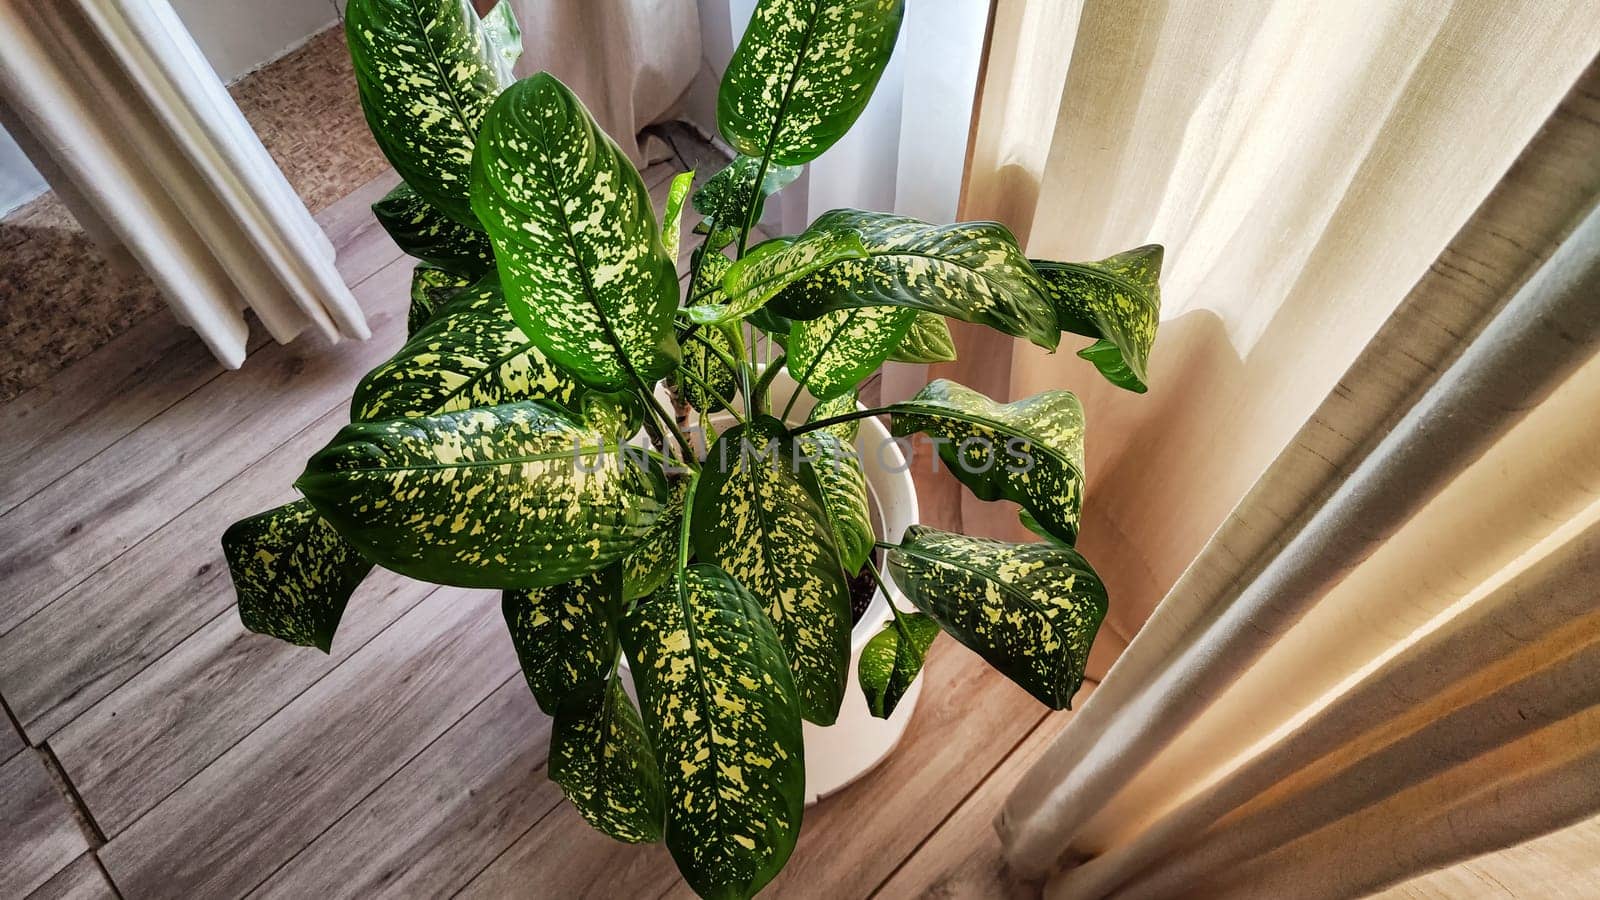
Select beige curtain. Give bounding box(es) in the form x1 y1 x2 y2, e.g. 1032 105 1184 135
945 0 1600 896
0 0 369 367
506 0 701 164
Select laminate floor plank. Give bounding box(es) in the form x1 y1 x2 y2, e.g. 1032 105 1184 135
98 586 516 899
0 750 90 898
2 705 23 762
51 566 438 836
248 678 557 900
23 852 117 900
0 406 347 739
875 690 1094 899
0 252 412 634
0 313 266 520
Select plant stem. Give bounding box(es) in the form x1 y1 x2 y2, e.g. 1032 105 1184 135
737 152 773 259
861 554 909 629
787 405 897 437
636 384 698 468
751 353 787 412
678 468 702 572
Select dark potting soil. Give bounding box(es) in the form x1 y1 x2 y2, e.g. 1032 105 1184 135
847 547 884 624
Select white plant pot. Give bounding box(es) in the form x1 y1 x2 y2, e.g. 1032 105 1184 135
626 367 922 804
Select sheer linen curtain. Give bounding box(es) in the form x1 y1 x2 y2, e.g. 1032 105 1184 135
693 0 989 401
0 0 369 367
944 0 1600 897
505 0 701 165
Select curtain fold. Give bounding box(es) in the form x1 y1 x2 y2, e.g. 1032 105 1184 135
506 0 701 165
953 0 1600 894
0 0 368 367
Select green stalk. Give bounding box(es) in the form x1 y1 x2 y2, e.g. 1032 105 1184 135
788 405 896 437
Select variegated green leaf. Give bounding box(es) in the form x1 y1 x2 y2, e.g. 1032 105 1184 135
1032 244 1163 392
661 170 695 265
622 475 690 601
579 390 646 442
550 675 665 844
719 0 906 167
806 389 860 441
788 306 916 401
733 210 1060 349
477 0 523 85
693 417 853 724
503 565 621 712
345 0 504 225
858 612 939 718
691 155 802 238
222 499 372 652
694 419 857 720
353 275 584 421
671 321 743 414
800 429 872 571
888 526 1106 709
471 73 681 391
889 313 957 363
890 379 1085 546
711 230 868 326
298 401 667 589
406 263 472 337
620 565 804 900
371 182 495 276
684 247 733 320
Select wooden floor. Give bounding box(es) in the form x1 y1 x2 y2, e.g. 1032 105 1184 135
0 131 1092 899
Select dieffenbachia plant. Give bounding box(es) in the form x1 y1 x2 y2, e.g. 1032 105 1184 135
220 1 1162 896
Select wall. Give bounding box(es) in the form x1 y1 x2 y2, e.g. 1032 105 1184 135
0 0 338 217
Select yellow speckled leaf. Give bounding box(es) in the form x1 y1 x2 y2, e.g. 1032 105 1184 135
353 274 585 422
730 209 1060 350
805 389 860 442
471 73 681 391
799 430 872 571
888 526 1106 709
371 183 494 278
693 417 852 724
222 499 372 652
503 564 622 713
477 0 522 85
297 401 667 589
890 379 1085 546
661 170 695 265
691 229 869 327
620 565 805 900
857 611 939 718
888 312 957 363
670 321 743 414
621 475 690 601
345 0 506 225
718 0 905 167
788 306 916 401
405 263 473 337
1032 244 1163 392
550 675 665 844
690 155 802 242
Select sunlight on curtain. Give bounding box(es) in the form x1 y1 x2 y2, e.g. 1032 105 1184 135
948 0 1600 895
507 0 701 165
